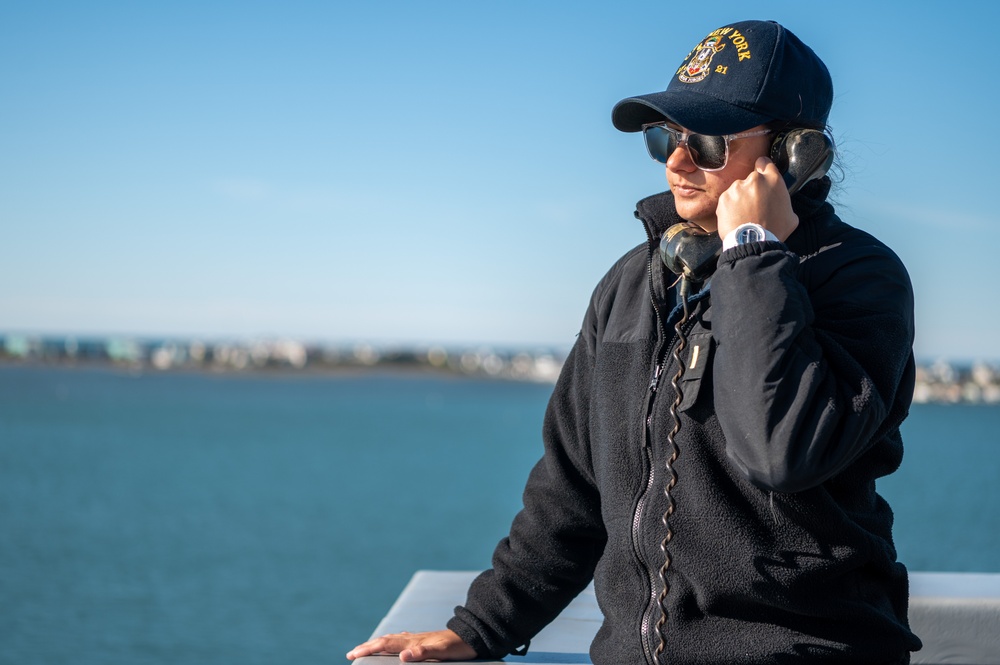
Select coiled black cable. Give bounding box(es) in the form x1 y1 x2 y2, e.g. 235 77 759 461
653 278 692 662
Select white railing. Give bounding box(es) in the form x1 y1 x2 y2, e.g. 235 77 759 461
355 570 1000 664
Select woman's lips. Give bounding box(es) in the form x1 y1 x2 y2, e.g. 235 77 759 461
671 182 702 196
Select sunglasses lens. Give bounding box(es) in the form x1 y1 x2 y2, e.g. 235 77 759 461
643 126 676 164
686 134 728 170
643 126 729 170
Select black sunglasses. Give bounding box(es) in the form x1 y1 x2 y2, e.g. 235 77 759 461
642 123 772 171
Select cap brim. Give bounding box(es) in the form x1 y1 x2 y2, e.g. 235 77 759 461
612 89 774 135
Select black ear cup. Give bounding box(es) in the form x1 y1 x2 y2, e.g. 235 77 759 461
660 222 722 281
770 129 835 194
770 132 789 170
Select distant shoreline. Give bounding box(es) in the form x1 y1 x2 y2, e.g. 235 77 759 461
0 357 501 380
0 337 566 384
4 334 1000 403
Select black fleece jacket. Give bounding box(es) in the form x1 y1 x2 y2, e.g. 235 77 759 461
448 179 922 664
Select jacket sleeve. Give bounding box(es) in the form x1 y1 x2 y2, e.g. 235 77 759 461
447 332 606 658
709 234 915 493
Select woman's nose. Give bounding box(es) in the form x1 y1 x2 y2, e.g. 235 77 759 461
666 142 696 172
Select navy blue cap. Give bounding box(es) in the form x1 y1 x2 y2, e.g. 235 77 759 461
612 20 833 135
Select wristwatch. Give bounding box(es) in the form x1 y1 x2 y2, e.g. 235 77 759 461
722 223 779 251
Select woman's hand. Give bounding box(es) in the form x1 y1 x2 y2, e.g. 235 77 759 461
346 629 477 662
716 156 798 242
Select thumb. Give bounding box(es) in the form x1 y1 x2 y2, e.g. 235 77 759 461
755 155 777 175
399 646 430 662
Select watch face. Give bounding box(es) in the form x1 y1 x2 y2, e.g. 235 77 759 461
737 225 766 245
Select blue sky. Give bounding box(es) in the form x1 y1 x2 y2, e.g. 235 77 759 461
2 1 998 361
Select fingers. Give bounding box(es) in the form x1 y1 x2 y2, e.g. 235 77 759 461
345 634 393 659
729 157 780 196
346 629 477 662
346 633 411 659
717 157 797 241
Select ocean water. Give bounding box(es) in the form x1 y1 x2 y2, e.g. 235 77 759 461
1 365 998 665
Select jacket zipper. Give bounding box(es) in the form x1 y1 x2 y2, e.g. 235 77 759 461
634 445 659 665
637 316 700 663
634 216 707 663
632 229 673 665
637 339 674 664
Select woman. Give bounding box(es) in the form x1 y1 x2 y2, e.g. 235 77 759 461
349 19 922 664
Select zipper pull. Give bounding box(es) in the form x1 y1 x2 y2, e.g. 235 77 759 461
649 363 663 392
